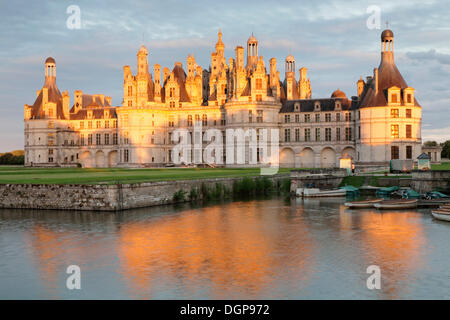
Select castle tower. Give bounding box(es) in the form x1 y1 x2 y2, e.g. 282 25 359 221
285 55 296 100
215 29 225 57
298 67 311 99
356 29 422 165
137 45 149 76
357 76 364 97
246 34 258 70
45 57 56 81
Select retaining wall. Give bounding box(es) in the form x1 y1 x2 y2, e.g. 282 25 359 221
0 174 288 211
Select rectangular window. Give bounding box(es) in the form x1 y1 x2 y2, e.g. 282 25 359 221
188 115 193 127
315 128 320 141
305 114 311 123
345 112 351 121
124 149 129 162
80 121 84 129
256 94 262 102
407 94 412 104
202 114 208 126
104 133 110 145
406 109 412 118
257 110 263 123
295 114 299 123
391 124 399 138
391 94 398 103
113 120 118 128
325 128 331 141
88 134 93 145
88 121 92 129
105 120 109 128
336 128 340 141
96 121 101 129
256 78 262 90
315 114 320 122
295 128 300 142
336 113 340 122
80 134 85 146
304 128 311 142
96 133 101 145
113 133 118 145
406 146 412 159
325 113 331 122
123 132 129 144
285 115 290 123
391 146 399 159
345 127 352 141
284 129 291 142
406 124 412 138
391 109 399 118
128 86 132 96
248 110 253 123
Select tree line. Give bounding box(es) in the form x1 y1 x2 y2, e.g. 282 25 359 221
0 151 24 165
423 140 450 158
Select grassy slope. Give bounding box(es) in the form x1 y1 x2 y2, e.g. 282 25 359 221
0 167 291 185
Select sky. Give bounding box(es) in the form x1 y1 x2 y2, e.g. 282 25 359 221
0 0 449 152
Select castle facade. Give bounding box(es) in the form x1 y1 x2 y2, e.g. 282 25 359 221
24 29 422 168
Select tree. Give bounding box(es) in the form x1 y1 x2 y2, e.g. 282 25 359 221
424 140 438 147
441 140 450 159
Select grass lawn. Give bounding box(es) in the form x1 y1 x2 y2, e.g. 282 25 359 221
0 166 291 185
431 162 450 170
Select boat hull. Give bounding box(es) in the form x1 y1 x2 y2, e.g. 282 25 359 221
431 211 450 222
344 199 383 208
374 200 418 210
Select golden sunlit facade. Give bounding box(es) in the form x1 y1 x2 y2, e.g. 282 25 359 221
23 29 421 168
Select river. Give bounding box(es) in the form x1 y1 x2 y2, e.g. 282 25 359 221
0 197 449 299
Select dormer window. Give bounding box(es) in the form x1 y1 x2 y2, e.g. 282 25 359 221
314 101 321 111
294 102 300 111
335 101 341 110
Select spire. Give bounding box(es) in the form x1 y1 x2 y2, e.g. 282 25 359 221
215 29 224 56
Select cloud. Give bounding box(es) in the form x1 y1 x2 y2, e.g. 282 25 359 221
406 49 450 65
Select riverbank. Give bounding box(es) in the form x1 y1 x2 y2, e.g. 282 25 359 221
0 174 290 211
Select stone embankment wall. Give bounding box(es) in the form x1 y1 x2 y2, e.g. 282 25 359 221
290 168 347 192
411 170 450 193
0 174 288 211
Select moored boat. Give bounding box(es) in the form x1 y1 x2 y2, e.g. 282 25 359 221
297 188 346 197
344 199 383 208
373 199 418 210
431 210 450 222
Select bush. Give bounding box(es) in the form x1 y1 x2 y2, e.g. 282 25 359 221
280 178 291 193
188 188 199 201
213 183 223 199
173 190 186 202
201 182 212 200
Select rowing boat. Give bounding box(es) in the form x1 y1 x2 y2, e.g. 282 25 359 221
431 210 450 222
373 199 418 210
344 199 383 208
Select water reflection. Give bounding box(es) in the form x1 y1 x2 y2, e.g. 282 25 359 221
117 200 316 299
0 198 447 299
